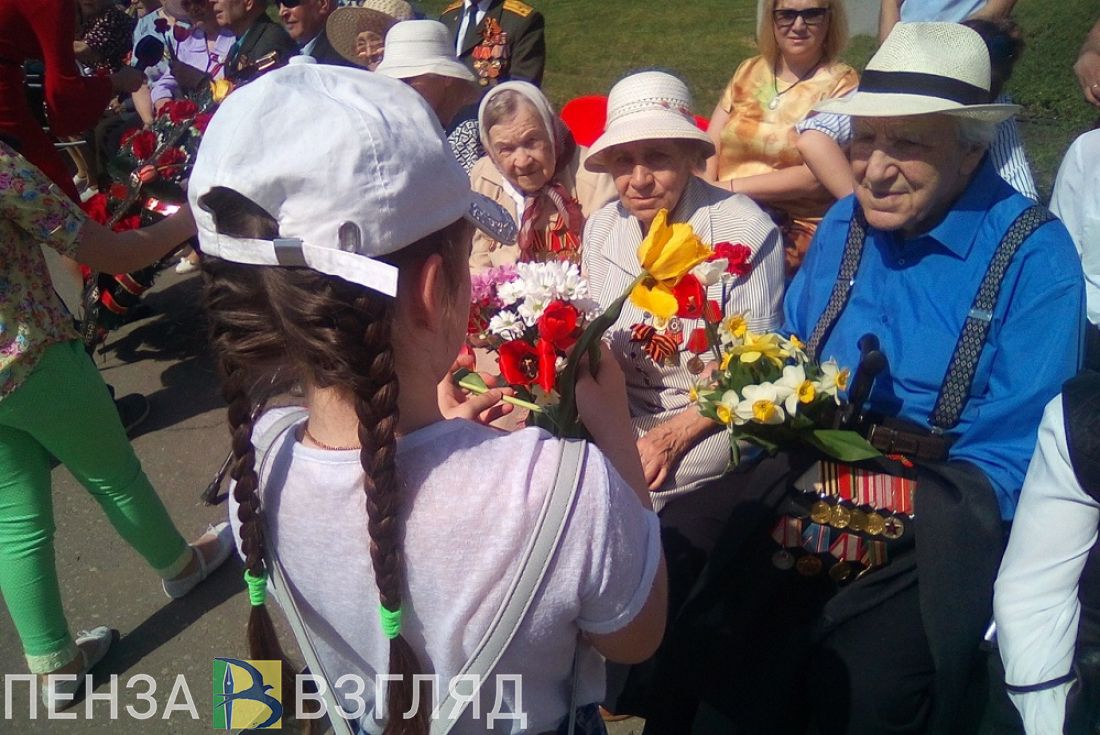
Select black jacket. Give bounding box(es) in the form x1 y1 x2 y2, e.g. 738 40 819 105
304 28 353 67
225 14 298 82
440 0 545 88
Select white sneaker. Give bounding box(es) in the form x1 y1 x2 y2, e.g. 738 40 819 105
41 627 117 711
162 522 235 599
174 258 199 274
79 186 99 204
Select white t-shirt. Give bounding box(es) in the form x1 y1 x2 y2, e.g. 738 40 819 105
1051 129 1100 326
230 409 661 734
994 396 1095 734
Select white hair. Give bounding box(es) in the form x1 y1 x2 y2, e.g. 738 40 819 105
954 117 999 150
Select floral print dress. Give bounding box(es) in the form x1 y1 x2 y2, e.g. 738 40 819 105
0 144 86 399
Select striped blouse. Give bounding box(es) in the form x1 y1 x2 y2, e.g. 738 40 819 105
582 176 786 509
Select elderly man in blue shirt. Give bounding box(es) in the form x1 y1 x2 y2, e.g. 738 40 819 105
663 22 1085 735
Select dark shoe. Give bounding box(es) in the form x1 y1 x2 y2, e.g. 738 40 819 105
114 394 150 436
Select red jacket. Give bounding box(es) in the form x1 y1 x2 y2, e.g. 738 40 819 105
0 0 113 200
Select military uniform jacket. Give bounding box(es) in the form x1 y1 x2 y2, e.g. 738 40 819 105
225 14 299 82
305 28 353 68
440 0 545 88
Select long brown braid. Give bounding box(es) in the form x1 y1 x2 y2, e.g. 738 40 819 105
200 187 469 734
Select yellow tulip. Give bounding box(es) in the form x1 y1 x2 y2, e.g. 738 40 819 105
629 209 713 319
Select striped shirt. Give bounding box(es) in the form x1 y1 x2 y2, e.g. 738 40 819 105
796 93 1038 201
582 177 785 509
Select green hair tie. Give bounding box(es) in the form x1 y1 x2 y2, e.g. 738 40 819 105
379 605 402 640
244 570 268 607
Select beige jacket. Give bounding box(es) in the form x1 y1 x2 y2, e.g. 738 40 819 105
468 147 617 272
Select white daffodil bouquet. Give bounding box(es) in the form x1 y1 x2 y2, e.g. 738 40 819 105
693 319 879 466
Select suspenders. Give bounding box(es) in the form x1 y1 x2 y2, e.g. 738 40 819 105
806 204 1054 434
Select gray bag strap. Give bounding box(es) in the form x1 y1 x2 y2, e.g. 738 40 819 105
430 438 587 735
928 205 1054 432
252 408 357 735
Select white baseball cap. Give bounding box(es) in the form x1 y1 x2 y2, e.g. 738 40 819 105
375 20 476 83
189 61 515 297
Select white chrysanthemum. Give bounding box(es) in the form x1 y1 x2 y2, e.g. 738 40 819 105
488 311 526 340
515 260 589 302
496 278 526 307
517 296 550 326
572 297 603 321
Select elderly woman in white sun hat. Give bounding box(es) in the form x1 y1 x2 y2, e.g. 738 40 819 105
582 70 785 519
375 20 485 172
325 0 413 70
470 81 617 272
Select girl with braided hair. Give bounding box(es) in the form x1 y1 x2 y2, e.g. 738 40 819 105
192 64 666 734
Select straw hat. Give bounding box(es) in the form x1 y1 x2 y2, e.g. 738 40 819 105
585 71 715 173
375 20 475 83
814 22 1018 122
326 0 414 67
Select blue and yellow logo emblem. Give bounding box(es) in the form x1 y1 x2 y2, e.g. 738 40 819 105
212 658 283 730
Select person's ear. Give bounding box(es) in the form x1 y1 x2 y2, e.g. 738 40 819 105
403 253 448 331
959 141 986 178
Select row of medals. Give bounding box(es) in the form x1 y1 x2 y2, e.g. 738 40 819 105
472 31 511 85
773 499 908 583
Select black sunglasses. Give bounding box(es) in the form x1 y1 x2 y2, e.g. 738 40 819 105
773 7 830 27
279 0 303 7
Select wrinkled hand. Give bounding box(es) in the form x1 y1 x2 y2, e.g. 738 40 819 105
170 60 207 91
1076 47 1100 107
636 421 688 492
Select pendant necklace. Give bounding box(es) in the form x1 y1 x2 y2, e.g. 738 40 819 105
769 61 820 110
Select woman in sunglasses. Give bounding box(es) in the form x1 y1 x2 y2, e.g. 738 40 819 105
704 0 857 276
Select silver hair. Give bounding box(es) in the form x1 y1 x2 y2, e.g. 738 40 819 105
954 116 999 149
481 89 536 134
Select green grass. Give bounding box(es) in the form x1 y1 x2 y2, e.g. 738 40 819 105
416 0 1098 201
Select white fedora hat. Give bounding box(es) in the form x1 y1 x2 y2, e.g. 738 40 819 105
375 20 476 83
815 22 1018 123
585 71 715 173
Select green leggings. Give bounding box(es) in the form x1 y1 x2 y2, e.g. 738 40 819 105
0 340 190 673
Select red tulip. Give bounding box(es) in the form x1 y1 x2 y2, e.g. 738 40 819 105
137 164 159 184
498 340 540 387
686 327 710 355
705 299 722 323
537 338 558 393
172 23 191 43
537 300 579 350
673 274 706 319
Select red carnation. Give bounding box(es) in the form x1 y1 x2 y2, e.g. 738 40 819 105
686 327 710 355
192 112 213 134
537 300 579 350
80 192 110 224
109 183 129 200
498 340 540 387
712 242 753 278
119 127 140 147
129 130 157 160
154 17 169 34
673 274 706 319
113 215 142 233
168 99 199 124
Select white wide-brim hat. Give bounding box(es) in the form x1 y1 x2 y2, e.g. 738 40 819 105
189 59 515 297
814 22 1018 123
585 71 714 173
375 20 475 83
327 0 414 67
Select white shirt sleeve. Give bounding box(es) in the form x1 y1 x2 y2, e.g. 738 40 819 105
1050 129 1100 326
994 396 1099 735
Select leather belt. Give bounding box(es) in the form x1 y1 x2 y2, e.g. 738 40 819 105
867 423 953 462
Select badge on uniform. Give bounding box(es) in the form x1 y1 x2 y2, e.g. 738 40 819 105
473 17 510 86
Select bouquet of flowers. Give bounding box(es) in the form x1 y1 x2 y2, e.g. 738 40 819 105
692 324 879 466
463 261 602 435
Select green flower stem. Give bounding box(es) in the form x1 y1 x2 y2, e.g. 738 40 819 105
457 372 543 413
557 272 648 432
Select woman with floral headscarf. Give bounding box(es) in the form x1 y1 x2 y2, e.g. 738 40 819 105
469 81 616 272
